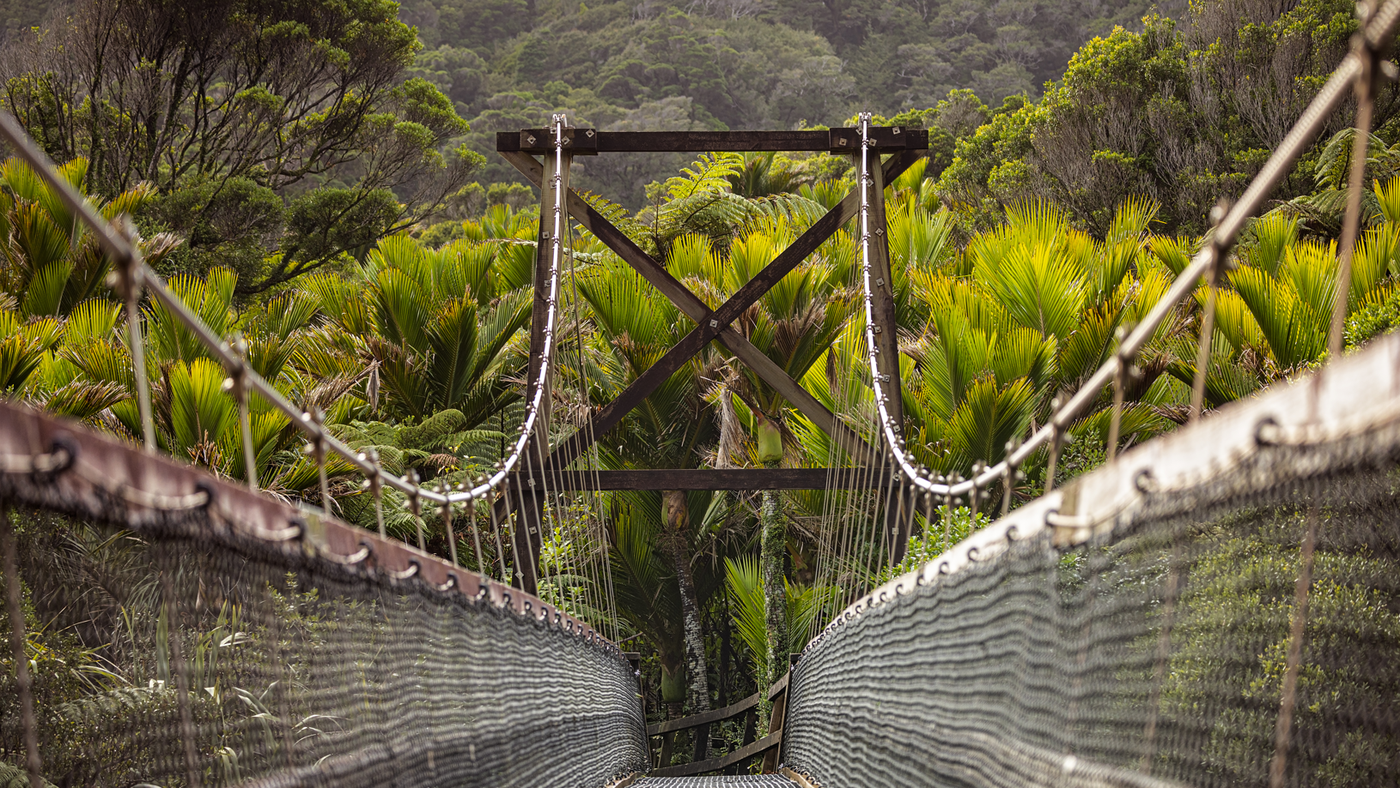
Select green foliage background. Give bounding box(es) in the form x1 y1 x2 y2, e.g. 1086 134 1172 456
3 0 1400 781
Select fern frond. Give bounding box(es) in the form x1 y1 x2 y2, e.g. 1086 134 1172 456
574 190 649 250
745 192 830 231
664 152 745 201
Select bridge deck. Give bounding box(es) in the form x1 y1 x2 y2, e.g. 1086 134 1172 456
632 777 796 786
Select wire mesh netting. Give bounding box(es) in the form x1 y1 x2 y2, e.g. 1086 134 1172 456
0 458 647 787
782 423 1400 788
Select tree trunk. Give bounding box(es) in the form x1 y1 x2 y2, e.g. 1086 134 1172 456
759 478 787 719
663 489 710 717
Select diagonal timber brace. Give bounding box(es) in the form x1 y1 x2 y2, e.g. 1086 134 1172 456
500 148 922 471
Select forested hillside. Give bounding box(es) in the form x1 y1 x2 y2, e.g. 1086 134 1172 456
398 0 1181 125
0 0 1182 209
395 0 1183 202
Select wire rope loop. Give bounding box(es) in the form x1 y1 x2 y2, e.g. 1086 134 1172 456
262 517 305 543
1255 415 1284 447
1 434 78 478
194 478 218 510
430 572 458 594
118 480 213 512
387 559 420 582
318 539 371 567
1133 468 1161 495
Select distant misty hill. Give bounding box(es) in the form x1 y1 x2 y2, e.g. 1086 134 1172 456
401 0 1185 130
396 0 1183 205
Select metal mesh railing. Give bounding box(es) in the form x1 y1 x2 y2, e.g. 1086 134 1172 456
0 400 648 788
783 332 1400 787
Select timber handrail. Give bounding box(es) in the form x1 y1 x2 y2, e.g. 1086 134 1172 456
647 670 791 776
647 673 789 738
649 732 782 778
647 691 761 736
768 672 789 699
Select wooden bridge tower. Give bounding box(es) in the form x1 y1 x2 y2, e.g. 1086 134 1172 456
496 125 930 594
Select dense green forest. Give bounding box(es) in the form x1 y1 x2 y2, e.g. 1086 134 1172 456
0 0 1189 209
391 0 1186 202
4 0 1400 782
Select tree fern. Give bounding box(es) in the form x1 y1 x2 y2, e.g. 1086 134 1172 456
744 192 829 231
660 152 745 202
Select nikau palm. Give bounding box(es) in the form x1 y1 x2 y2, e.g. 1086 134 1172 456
304 235 532 426
577 255 719 714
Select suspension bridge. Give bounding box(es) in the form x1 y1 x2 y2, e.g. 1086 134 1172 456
4 4 1400 787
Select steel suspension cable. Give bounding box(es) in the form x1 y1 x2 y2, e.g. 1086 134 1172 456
854 116 905 597
565 220 618 639
810 324 850 633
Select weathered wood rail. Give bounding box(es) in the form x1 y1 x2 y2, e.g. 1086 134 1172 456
648 673 790 778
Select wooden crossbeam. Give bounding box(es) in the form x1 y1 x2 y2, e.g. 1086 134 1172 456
508 468 897 492
497 127 929 154
500 148 922 474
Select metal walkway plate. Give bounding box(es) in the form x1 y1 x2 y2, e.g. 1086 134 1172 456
632 778 797 787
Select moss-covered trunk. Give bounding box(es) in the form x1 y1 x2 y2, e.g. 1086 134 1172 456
662 489 710 716
759 484 787 684
757 414 787 726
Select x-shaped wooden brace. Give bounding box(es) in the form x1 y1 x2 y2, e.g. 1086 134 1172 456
500 148 922 472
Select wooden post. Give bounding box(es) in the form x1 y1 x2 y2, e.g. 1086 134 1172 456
760 672 789 773
510 477 546 595
658 730 675 770
514 135 572 596
2 508 43 788
866 153 911 564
